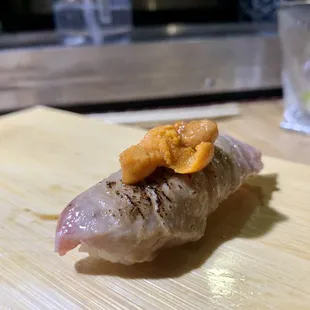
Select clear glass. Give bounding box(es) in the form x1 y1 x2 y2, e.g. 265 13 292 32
53 0 132 46
278 1 310 134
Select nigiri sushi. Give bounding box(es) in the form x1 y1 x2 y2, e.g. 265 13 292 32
55 126 263 265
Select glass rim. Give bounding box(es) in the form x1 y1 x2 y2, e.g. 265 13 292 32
279 0 310 9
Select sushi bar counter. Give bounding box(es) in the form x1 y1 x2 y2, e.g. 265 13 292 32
1 104 310 309
186 101 310 166
1 25 310 309
88 100 310 166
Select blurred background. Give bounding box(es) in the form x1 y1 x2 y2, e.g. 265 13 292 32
0 0 290 116
0 0 281 32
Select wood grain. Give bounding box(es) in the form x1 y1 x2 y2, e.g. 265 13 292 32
0 107 310 309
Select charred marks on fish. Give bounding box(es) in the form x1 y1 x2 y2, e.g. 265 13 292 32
106 181 116 189
123 193 145 220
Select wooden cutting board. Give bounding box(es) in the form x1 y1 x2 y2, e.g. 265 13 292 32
1 107 310 310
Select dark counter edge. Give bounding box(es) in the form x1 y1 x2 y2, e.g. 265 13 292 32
0 88 282 116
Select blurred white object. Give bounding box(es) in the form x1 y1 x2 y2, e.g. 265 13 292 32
53 0 132 46
88 103 240 128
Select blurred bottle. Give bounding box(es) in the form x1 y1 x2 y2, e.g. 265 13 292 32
53 0 132 46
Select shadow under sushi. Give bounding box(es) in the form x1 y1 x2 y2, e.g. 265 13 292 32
75 173 287 279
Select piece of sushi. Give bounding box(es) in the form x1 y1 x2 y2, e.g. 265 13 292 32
55 135 263 265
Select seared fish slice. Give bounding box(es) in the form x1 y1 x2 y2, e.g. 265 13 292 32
55 135 263 265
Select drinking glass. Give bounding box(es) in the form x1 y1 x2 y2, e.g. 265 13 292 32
278 1 310 134
53 0 132 46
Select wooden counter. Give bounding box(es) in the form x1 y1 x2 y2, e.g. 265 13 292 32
93 100 309 166
1 105 310 309
216 101 310 166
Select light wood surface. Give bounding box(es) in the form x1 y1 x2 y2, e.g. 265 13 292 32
1 106 310 309
92 101 308 166
217 101 310 166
